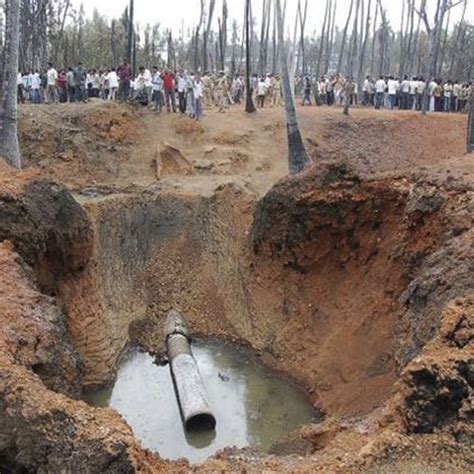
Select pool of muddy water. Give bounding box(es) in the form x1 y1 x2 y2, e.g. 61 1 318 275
84 340 318 462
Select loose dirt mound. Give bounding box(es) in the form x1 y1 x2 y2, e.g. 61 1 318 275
214 131 251 145
18 102 140 190
174 116 205 135
82 108 138 143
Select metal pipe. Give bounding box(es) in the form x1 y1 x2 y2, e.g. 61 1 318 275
164 310 216 432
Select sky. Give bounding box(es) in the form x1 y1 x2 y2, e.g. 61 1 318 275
72 0 472 35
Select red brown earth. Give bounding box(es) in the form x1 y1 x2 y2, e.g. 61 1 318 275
0 102 472 472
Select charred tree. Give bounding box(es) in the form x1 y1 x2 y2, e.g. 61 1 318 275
275 0 311 174
337 0 354 73
0 0 21 169
245 0 256 113
127 0 134 63
203 0 216 72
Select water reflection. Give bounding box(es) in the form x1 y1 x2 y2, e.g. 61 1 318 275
84 341 317 463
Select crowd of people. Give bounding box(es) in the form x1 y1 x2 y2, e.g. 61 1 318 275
299 74 472 113
17 60 473 117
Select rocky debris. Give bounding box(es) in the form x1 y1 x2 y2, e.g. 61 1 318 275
396 298 473 435
155 143 194 179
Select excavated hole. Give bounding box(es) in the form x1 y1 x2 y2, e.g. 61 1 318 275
55 172 469 466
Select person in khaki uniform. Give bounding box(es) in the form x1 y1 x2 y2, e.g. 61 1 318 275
215 72 230 112
202 73 214 108
272 75 283 106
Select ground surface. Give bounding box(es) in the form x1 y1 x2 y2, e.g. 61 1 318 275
0 101 472 472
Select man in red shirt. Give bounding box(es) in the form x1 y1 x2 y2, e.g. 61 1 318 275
117 60 131 101
162 69 176 112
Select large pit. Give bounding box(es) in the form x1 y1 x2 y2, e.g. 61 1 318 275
0 104 472 472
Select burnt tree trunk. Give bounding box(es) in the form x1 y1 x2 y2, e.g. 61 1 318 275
337 0 354 73
275 0 310 174
0 0 21 168
127 0 134 63
245 0 256 113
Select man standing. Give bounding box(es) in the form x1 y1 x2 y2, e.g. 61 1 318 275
271 75 282 107
443 80 453 112
66 67 75 102
302 76 312 106
162 69 176 113
151 67 163 112
202 73 214 107
408 76 418 110
28 70 41 104
416 77 426 111
362 75 371 106
117 60 131 101
400 75 410 110
107 69 119 100
374 76 386 110
387 76 398 110
17 72 24 104
215 72 229 112
144 67 153 104
177 71 187 113
194 74 204 121
257 77 267 108
46 63 58 104
453 80 461 112
73 62 87 102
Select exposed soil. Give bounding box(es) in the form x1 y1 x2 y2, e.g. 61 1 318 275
0 102 472 472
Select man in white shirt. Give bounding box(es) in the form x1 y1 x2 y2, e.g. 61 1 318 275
151 67 163 112
400 75 410 109
107 69 119 100
362 75 372 106
257 77 268 108
443 80 453 112
387 76 398 110
453 81 461 112
374 76 386 109
408 76 418 110
194 74 204 120
46 63 58 103
143 67 153 104
28 70 41 104
416 77 426 110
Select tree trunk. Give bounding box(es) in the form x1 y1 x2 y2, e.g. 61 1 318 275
127 0 134 63
370 0 378 74
448 0 467 77
203 0 216 72
438 6 450 77
245 0 256 113
298 0 308 76
275 0 310 174
316 0 329 77
357 0 371 97
398 0 406 78
326 0 337 73
0 0 21 169
337 0 354 73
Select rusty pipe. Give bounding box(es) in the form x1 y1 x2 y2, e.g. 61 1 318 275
164 310 216 432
